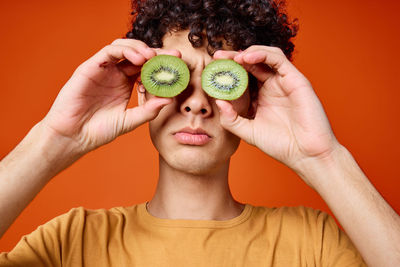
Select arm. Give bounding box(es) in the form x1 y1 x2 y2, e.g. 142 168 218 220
0 39 176 238
214 47 400 266
0 122 82 239
297 144 400 267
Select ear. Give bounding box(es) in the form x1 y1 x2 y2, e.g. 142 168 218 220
245 84 259 119
243 75 260 119
245 98 258 119
136 81 147 106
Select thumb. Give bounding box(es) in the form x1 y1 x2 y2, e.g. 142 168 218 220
215 100 254 145
121 97 172 134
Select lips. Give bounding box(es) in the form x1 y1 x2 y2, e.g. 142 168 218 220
173 127 212 145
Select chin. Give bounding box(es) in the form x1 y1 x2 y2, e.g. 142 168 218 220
162 148 228 176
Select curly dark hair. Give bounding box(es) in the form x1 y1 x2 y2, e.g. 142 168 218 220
126 0 298 59
126 0 298 99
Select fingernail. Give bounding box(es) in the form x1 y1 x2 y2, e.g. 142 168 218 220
234 53 242 61
161 98 173 106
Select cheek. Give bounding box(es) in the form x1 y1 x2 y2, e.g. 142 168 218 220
223 131 241 152
148 100 177 145
149 120 161 150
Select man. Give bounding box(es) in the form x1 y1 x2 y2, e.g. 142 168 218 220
0 0 399 266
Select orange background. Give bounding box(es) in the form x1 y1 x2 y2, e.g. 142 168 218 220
1 0 399 251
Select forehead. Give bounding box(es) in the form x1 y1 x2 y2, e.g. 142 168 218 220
162 30 209 70
161 30 233 71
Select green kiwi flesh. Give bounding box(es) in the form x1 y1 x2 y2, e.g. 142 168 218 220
141 55 190 97
201 59 248 100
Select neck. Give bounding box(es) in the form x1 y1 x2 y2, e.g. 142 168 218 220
146 155 244 220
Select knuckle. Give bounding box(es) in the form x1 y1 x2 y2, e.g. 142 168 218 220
268 46 277 52
224 114 239 128
112 38 148 49
272 55 285 69
253 45 265 50
111 38 125 45
96 45 113 57
246 63 258 74
270 46 283 54
102 44 114 52
245 45 261 51
245 45 284 56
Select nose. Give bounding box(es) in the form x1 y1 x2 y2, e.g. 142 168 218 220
179 79 212 118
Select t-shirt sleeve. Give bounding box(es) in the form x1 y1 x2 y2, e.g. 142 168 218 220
0 207 86 267
312 209 367 267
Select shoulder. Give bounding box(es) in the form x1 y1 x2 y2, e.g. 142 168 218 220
0 205 143 266
250 205 342 240
44 204 142 231
19 204 143 247
250 205 330 226
249 205 365 266
25 204 142 252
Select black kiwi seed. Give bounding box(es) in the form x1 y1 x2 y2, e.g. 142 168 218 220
201 59 248 100
141 55 190 97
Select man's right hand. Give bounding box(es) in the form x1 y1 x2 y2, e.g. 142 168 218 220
40 39 175 156
0 39 179 238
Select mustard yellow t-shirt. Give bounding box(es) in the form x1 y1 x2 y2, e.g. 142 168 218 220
0 203 366 267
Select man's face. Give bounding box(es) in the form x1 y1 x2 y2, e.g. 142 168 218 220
143 30 252 175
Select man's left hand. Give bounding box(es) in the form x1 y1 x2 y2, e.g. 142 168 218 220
214 46 340 180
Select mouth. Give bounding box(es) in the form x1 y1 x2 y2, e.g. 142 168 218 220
173 127 212 145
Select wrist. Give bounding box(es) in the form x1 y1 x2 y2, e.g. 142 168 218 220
30 121 84 177
0 121 84 237
292 142 349 189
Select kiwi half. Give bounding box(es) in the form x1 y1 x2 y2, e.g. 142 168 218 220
141 55 190 97
201 59 248 100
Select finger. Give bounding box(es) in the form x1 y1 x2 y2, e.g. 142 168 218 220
235 47 296 77
213 50 240 60
88 45 152 78
93 45 148 68
137 82 146 93
111 38 156 59
117 47 182 82
121 97 172 134
115 58 142 77
154 48 182 58
235 60 273 83
213 50 272 86
214 50 273 83
215 100 254 145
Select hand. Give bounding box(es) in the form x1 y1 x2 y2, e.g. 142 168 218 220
214 46 340 177
41 39 178 155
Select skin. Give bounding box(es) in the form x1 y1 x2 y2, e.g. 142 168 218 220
0 29 399 266
141 30 250 219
